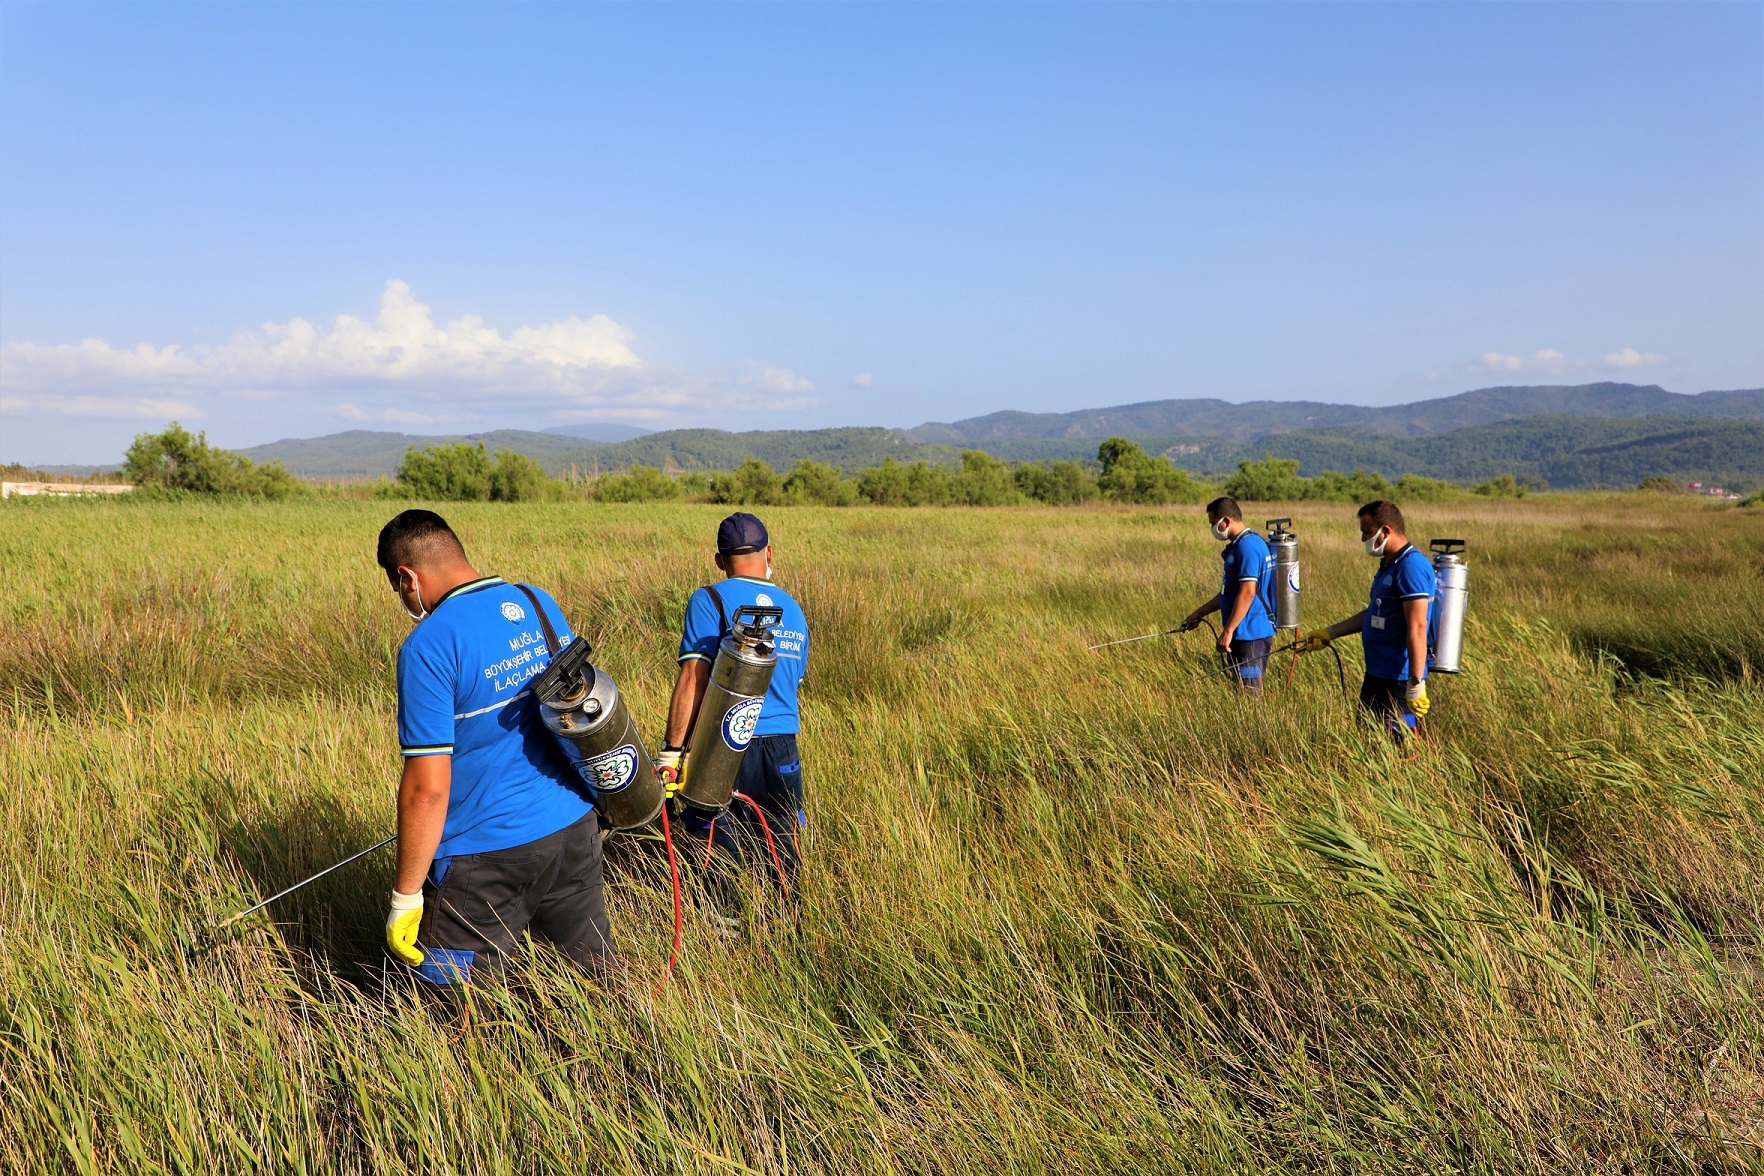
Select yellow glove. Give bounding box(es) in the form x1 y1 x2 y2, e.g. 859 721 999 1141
386 889 424 966
1294 628 1335 654
655 747 687 799
1406 678 1430 718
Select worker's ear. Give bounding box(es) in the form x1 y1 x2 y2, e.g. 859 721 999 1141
713 552 728 574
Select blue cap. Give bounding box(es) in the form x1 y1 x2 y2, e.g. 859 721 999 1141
716 512 769 555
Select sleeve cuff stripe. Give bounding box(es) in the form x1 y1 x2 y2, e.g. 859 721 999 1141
678 653 711 663
402 745 453 756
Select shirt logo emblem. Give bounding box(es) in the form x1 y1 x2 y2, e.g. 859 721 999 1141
722 698 764 751
755 593 774 607
501 602 526 623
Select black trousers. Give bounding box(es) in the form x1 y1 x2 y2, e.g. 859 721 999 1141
414 810 613 983
681 733 804 899
1359 673 1418 736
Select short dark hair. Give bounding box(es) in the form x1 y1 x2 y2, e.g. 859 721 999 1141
376 510 466 583
1205 496 1242 521
1357 500 1405 533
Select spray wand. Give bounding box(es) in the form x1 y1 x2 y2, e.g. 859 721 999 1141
204 834 397 942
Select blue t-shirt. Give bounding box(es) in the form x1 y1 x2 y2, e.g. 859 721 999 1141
678 576 809 737
396 577 592 858
1220 530 1277 642
1361 546 1437 680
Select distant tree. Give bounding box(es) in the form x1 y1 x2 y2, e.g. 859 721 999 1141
857 458 910 505
712 458 785 506
901 461 955 506
488 449 552 502
1222 456 1307 502
1014 459 1098 505
123 422 301 498
392 442 495 501
1637 475 1681 493
1473 473 1527 499
594 465 683 503
1391 474 1465 503
951 450 1022 506
1304 469 1394 503
782 460 857 506
1096 437 1208 504
1739 487 1764 508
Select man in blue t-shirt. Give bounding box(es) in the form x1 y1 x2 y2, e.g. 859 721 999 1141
1178 496 1277 692
1295 500 1437 735
655 512 809 920
377 509 611 983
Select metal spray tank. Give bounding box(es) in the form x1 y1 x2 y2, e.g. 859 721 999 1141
679 604 783 813
1429 538 1469 673
531 638 665 831
1265 518 1301 631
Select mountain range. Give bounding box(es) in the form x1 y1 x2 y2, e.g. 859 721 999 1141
233 383 1764 490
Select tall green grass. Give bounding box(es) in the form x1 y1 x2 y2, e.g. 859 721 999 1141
2 494 1761 1172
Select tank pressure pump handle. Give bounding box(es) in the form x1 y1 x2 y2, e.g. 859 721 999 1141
531 636 596 704
1429 538 1467 556
731 605 784 632
1266 517 1293 535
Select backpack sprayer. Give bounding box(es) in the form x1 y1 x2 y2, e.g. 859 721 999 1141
1266 518 1300 632
531 637 666 832
1429 539 1469 673
678 605 783 813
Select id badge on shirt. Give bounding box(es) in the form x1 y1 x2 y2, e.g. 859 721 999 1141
1370 615 1387 630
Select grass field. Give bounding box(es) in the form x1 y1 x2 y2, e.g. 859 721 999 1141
3 494 1762 1173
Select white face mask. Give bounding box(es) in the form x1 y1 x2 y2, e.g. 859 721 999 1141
1211 519 1232 542
400 575 429 623
1363 529 1390 557
765 558 774 581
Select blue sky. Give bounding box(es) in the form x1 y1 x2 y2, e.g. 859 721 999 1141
2 2 1760 464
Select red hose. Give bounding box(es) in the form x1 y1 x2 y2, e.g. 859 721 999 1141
649 805 684 1000
732 791 791 895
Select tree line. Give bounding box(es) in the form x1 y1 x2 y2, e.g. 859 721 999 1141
87 424 1698 505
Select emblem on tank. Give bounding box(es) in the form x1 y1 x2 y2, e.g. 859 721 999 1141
721 698 763 751
578 744 639 794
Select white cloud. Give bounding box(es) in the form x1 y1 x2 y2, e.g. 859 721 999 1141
0 280 819 422
737 362 815 395
1474 348 1574 377
0 392 199 419
1605 348 1668 369
334 403 468 426
848 372 874 389
2 280 638 394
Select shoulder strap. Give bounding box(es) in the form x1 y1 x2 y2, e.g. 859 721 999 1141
704 584 729 634
514 583 561 655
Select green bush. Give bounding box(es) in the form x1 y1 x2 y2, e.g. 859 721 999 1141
950 450 1023 506
1014 459 1098 505
1637 475 1681 493
1473 473 1528 499
122 423 302 499
1738 487 1764 508
676 471 715 502
712 458 785 506
1392 473 1467 503
488 449 552 503
1303 468 1394 503
1222 455 1307 502
782 460 858 506
389 443 495 501
857 458 963 506
1096 437 1209 504
593 465 683 503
